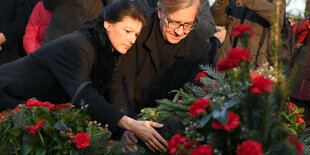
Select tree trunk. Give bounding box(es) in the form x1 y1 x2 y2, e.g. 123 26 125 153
306 0 310 17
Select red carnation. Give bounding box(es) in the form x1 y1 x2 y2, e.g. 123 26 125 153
286 102 297 110
13 104 22 112
216 48 251 72
216 58 238 72
75 133 90 149
189 98 210 117
25 119 45 136
226 48 251 63
26 99 55 110
231 24 254 37
203 85 208 93
236 140 263 155
297 117 306 131
183 140 195 150
195 71 208 83
214 82 218 88
168 133 187 154
249 73 273 94
212 111 241 131
286 136 303 155
190 145 213 155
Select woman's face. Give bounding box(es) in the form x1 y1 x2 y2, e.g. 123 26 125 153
105 17 143 54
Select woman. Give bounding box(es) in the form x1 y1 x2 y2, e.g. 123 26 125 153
0 0 167 152
23 0 52 54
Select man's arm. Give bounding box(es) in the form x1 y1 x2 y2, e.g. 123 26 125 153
0 0 29 50
211 0 230 27
237 0 286 24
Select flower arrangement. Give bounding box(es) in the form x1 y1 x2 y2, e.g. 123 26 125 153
139 23 305 154
0 99 118 154
281 102 306 135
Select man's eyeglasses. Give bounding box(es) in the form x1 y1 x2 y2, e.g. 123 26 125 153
165 15 197 31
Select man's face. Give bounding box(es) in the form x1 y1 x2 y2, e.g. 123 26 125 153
158 3 198 44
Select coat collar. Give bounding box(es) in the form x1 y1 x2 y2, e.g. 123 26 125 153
144 13 191 71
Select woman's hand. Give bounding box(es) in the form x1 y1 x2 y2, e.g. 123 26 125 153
118 116 167 152
121 130 138 151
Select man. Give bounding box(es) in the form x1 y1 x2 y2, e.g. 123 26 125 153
134 0 216 39
109 0 210 151
212 0 286 65
0 0 35 64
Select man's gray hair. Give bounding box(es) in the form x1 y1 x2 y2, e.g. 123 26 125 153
158 0 201 15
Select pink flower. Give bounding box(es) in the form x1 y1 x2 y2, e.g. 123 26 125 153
249 73 273 94
212 111 241 131
189 98 210 117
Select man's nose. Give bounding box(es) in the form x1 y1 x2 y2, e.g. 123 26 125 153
174 26 185 35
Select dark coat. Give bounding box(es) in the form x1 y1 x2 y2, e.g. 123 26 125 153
42 0 104 44
291 35 310 101
0 0 32 64
109 14 211 117
0 19 124 130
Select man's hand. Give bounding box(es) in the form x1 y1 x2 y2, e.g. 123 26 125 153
117 116 167 152
121 130 138 151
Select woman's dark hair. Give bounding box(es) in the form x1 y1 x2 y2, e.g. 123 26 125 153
103 0 146 25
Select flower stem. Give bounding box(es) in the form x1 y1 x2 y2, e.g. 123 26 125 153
38 131 45 149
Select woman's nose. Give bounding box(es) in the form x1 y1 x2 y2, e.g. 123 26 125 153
129 34 136 44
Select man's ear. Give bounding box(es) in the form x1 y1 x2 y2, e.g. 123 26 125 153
157 4 162 19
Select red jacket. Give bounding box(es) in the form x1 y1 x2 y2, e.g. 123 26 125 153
23 1 52 54
292 18 310 43
291 18 310 100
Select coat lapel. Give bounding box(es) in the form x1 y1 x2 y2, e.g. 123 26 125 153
170 36 193 83
144 16 161 72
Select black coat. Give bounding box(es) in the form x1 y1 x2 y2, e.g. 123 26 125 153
109 14 211 117
0 0 32 64
0 19 124 130
42 0 104 44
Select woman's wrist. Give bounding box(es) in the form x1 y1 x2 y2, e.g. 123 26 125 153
117 115 135 131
